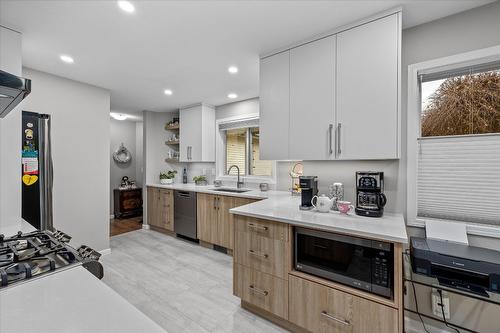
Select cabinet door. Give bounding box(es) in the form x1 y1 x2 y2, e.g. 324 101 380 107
159 189 174 231
290 36 336 160
336 14 399 159
179 105 202 162
196 193 218 243
259 51 290 160
216 195 235 249
147 187 159 227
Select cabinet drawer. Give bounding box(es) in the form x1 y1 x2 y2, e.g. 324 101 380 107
234 264 288 319
289 275 398 333
234 216 289 242
234 231 289 279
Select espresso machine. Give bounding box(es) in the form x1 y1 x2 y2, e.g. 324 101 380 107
299 176 318 210
355 171 387 217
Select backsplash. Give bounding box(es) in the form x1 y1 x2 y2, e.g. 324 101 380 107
175 160 403 213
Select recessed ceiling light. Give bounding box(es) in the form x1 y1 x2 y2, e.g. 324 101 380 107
228 66 238 74
227 93 238 99
110 113 128 121
117 1 135 13
60 55 74 64
164 89 173 96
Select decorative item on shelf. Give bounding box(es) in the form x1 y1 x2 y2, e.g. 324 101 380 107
119 176 136 190
289 162 303 196
165 119 180 130
160 170 177 185
193 175 207 186
113 143 131 164
329 182 344 211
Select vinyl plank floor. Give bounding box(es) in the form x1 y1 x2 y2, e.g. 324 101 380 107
101 229 289 333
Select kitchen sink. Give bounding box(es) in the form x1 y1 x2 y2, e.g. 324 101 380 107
211 188 251 193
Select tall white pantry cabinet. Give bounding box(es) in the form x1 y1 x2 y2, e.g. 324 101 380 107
259 10 401 161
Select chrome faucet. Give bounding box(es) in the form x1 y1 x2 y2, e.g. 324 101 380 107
227 165 244 189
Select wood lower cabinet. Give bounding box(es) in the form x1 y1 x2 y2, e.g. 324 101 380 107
233 215 403 333
197 193 219 243
234 229 289 279
197 193 258 250
289 275 398 333
234 264 288 319
147 187 174 232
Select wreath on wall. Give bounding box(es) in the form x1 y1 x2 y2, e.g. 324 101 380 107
113 143 132 163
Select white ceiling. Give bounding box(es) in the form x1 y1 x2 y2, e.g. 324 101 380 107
0 0 494 113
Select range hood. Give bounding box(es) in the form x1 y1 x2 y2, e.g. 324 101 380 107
0 70 31 118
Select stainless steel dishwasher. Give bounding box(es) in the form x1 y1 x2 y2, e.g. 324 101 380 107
174 190 197 239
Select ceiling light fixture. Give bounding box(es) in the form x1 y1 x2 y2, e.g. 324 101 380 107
227 93 238 99
117 1 135 13
228 66 238 74
59 55 74 64
164 89 173 96
110 113 128 121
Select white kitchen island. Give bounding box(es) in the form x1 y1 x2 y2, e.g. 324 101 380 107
0 220 167 333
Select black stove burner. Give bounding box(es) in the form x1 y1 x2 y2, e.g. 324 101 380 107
0 229 103 288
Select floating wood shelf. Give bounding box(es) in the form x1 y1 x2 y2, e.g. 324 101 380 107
164 158 179 163
165 124 180 130
165 140 179 145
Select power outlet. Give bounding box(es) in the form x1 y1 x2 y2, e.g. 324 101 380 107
431 289 450 319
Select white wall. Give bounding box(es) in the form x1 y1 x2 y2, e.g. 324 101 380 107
110 117 138 214
142 110 184 225
135 121 143 187
0 26 22 230
22 68 110 251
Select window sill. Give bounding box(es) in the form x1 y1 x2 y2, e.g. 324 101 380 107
217 175 276 185
407 218 500 239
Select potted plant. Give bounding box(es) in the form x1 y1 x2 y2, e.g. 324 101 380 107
193 175 207 186
160 170 177 184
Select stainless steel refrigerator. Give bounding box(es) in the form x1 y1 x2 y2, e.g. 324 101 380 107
21 111 53 230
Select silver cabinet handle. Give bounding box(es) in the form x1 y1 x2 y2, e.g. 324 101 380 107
337 123 342 155
248 249 268 259
247 223 268 231
249 285 268 296
321 311 350 326
188 146 192 160
328 124 333 155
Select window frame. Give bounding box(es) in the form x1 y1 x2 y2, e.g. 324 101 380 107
216 114 277 185
407 44 500 239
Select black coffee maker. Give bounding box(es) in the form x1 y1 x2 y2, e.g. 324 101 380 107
355 172 387 217
299 176 318 210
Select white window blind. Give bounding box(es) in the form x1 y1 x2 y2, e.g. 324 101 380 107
219 118 259 131
417 134 500 226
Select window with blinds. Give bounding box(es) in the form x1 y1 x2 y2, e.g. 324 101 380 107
221 119 273 177
417 62 500 226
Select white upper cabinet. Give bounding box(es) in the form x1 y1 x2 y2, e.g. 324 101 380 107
289 36 336 160
179 103 215 162
259 51 290 161
259 10 401 161
336 14 400 159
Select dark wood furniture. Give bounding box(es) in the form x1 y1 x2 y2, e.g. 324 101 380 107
113 188 142 218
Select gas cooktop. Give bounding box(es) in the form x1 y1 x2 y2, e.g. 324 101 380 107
0 230 103 289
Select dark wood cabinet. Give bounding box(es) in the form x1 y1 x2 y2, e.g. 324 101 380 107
113 188 142 218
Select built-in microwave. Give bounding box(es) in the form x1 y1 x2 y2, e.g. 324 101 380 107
294 227 393 298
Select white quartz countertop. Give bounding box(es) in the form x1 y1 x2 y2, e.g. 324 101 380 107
147 182 290 200
0 218 36 236
0 266 167 333
230 195 408 244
